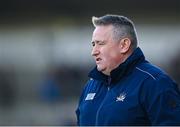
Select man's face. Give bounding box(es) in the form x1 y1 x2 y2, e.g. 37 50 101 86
91 25 123 75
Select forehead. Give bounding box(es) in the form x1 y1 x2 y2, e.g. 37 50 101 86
92 25 114 41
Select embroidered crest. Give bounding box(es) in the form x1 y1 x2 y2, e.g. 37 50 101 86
116 92 126 102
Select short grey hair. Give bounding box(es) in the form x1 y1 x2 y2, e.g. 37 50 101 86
92 14 138 49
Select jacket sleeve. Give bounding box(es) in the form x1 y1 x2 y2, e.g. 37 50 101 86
140 75 180 125
75 80 90 125
75 86 85 126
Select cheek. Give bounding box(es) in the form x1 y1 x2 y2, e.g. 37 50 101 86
101 53 115 68
103 50 120 65
101 51 111 61
100 45 119 60
103 47 117 58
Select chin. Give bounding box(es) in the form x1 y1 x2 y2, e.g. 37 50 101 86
97 66 106 72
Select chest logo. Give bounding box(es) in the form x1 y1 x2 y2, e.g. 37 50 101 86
85 93 96 101
116 92 126 102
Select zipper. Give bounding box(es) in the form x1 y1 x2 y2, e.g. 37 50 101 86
108 76 111 85
95 77 111 125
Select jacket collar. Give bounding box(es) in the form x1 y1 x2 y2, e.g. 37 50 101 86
88 47 145 84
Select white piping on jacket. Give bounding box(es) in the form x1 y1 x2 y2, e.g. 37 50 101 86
136 67 156 80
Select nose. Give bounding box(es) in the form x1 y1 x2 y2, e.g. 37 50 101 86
91 46 100 56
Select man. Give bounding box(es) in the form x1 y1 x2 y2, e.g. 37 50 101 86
76 14 180 126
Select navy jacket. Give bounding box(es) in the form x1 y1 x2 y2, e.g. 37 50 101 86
76 47 180 126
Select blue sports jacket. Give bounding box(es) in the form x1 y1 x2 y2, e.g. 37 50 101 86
76 47 180 126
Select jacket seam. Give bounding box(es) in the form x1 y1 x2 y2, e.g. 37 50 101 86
136 67 156 80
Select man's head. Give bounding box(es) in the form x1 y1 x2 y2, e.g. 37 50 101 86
91 14 138 75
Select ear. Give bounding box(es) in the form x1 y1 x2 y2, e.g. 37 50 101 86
119 38 131 53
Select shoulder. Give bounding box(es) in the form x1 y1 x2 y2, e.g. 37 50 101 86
135 62 166 80
136 62 180 106
135 62 179 93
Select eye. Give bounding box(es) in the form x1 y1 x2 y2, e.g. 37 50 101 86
98 41 105 45
92 41 95 47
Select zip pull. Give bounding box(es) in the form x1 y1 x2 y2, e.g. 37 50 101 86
108 87 110 91
107 77 111 91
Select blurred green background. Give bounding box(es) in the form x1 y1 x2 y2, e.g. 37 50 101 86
0 0 179 125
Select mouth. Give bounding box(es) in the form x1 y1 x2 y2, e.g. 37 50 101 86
95 58 102 63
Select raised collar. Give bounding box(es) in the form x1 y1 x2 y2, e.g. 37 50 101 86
88 47 145 84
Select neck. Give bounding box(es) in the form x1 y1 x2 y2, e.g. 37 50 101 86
102 71 110 76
